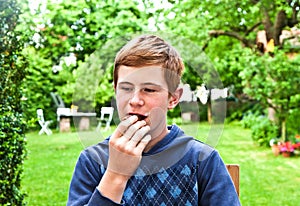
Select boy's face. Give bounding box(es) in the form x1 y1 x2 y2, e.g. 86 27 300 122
115 65 173 138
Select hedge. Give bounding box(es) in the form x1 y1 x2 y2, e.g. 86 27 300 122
0 0 27 205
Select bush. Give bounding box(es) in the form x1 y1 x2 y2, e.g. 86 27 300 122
0 0 27 205
241 111 260 129
287 108 300 137
241 112 278 147
251 117 278 147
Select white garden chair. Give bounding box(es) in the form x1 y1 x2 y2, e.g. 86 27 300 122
37 109 53 135
96 107 114 131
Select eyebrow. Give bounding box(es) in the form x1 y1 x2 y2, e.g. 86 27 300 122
118 82 134 86
118 81 163 87
141 82 164 87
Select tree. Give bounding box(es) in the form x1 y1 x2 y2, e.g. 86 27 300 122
160 0 300 140
18 0 150 125
0 0 27 204
239 48 300 141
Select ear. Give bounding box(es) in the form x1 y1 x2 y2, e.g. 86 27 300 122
168 87 183 110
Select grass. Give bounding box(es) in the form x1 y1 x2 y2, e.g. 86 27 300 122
22 122 300 205
21 129 111 206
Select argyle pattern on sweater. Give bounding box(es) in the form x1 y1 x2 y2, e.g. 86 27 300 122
123 164 198 206
67 125 241 205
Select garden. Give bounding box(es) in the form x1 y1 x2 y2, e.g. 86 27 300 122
1 0 300 205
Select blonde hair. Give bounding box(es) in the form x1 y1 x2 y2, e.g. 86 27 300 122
114 34 184 93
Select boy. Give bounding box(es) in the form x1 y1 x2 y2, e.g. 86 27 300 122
67 34 240 205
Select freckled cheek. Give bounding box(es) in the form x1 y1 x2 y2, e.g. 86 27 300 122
145 98 164 110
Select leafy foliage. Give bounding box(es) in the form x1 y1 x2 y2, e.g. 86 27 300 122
7 0 157 132
71 36 129 113
160 0 300 89
15 0 300 138
0 0 27 204
18 0 150 126
239 48 300 140
159 0 300 141
241 112 279 147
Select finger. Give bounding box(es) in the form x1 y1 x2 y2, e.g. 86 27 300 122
123 120 147 140
135 135 151 153
110 120 146 153
118 115 138 134
112 115 138 138
128 125 150 146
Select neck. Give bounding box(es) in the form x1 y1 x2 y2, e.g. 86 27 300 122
143 126 169 152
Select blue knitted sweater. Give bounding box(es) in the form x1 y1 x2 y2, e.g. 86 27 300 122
67 125 240 205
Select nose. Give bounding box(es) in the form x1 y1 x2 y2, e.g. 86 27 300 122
129 91 144 106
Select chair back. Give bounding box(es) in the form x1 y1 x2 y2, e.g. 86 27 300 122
96 107 114 131
50 92 65 108
100 107 114 121
37 109 45 124
226 164 240 197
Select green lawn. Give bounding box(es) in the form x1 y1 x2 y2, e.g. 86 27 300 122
22 122 300 205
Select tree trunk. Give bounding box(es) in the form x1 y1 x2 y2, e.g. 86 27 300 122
268 107 276 122
207 101 212 123
262 8 287 47
262 8 273 42
274 10 287 46
281 118 287 142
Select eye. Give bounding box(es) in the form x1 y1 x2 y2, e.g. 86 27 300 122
119 86 133 92
143 88 156 93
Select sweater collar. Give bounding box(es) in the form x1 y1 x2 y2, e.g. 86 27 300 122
143 124 182 155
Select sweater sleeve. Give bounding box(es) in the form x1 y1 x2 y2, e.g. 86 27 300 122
67 150 125 206
197 150 241 206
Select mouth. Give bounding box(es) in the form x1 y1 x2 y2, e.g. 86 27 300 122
129 113 148 121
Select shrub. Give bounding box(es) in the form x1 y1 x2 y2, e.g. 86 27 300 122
0 0 27 205
251 117 278 147
241 112 278 147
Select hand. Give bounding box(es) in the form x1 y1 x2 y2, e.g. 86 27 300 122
107 115 151 177
98 115 151 203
